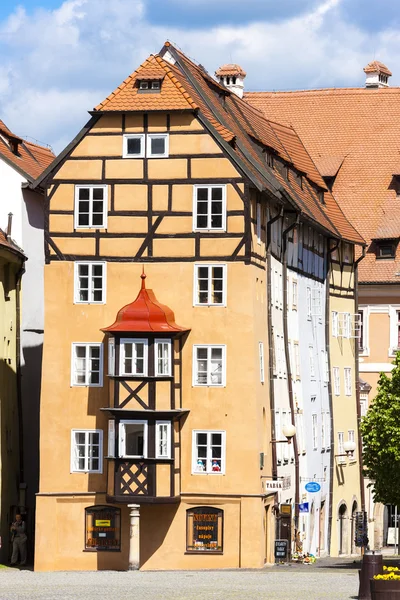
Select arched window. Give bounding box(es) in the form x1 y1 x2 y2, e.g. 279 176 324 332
186 506 223 553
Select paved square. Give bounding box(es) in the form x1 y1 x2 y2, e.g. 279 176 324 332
0 566 359 600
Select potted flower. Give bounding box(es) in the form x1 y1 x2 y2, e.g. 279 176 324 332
371 566 400 599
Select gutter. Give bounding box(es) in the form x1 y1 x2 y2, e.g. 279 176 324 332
282 212 301 539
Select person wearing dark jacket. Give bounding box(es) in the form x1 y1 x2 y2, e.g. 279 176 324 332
10 514 27 566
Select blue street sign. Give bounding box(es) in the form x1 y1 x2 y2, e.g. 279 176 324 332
305 482 321 493
299 502 309 513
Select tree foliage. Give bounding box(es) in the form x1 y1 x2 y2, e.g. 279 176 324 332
360 353 400 506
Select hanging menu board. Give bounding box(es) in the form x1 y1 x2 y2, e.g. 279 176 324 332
85 506 121 551
186 507 223 553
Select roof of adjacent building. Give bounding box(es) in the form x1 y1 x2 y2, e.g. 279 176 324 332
363 60 392 76
101 272 189 334
0 119 54 183
245 85 400 282
0 229 25 259
215 64 247 78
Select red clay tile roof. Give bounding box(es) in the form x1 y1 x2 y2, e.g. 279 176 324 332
215 64 246 78
364 61 392 76
245 86 400 281
0 119 54 182
0 229 25 258
95 55 198 112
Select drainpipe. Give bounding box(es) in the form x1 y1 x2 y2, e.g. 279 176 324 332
266 206 284 481
326 238 339 554
282 212 300 537
15 259 26 496
354 246 366 514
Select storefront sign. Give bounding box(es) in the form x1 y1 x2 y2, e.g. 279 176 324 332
85 506 121 552
264 480 283 492
305 482 321 493
275 539 289 561
355 511 368 547
186 507 223 553
299 502 309 513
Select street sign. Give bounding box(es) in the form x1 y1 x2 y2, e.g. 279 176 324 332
275 539 289 562
355 511 368 547
299 502 309 513
305 482 321 493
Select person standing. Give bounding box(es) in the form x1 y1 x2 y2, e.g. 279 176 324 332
10 514 27 566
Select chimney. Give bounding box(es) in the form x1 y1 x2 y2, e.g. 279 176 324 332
364 60 392 88
215 64 246 98
7 212 12 241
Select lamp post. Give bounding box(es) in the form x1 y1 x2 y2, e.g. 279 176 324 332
271 424 297 445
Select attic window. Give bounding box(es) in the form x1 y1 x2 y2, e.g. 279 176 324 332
138 80 161 93
379 74 388 84
318 190 325 204
266 152 274 168
376 242 396 259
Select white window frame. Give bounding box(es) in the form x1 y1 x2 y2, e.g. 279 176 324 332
123 133 145 158
259 341 265 383
74 261 107 304
325 411 331 449
344 367 352 396
108 338 115 376
358 307 369 356
348 429 356 461
192 430 226 475
193 345 226 387
332 311 339 337
274 269 279 308
193 184 227 232
389 305 400 356
118 420 148 458
292 279 298 310
71 343 103 387
321 412 326 449
193 264 227 307
312 414 318 450
360 393 368 417
147 133 169 158
322 350 329 384
275 409 282 463
294 341 300 380
256 202 261 244
309 345 315 379
154 339 172 377
333 367 340 396
119 338 148 377
70 429 103 473
74 185 108 229
156 421 171 459
338 431 345 464
107 420 115 458
306 287 312 320
339 312 351 338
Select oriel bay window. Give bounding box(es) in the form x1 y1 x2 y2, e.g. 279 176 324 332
192 430 226 474
193 345 226 386
193 185 226 231
155 339 172 376
111 338 173 377
156 421 171 459
119 420 147 458
71 343 103 386
117 420 171 459
74 185 107 229
194 264 227 306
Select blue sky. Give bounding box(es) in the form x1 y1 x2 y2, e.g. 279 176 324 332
0 0 399 153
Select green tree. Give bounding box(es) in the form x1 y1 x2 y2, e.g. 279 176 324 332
360 353 400 506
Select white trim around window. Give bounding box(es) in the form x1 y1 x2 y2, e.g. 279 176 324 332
192 430 226 474
154 339 172 377
70 429 103 473
333 366 340 396
344 367 352 396
193 184 227 231
74 185 108 229
108 338 115 376
119 338 148 376
118 420 148 458
259 341 265 383
156 421 171 459
147 133 169 158
193 345 226 387
71 343 103 387
123 133 169 158
193 264 227 306
74 261 106 304
123 133 145 158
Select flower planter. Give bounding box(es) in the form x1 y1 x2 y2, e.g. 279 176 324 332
371 578 400 599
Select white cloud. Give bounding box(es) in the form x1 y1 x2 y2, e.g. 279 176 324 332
0 0 399 153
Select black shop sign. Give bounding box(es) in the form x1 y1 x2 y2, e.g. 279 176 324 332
186 507 223 553
275 539 289 562
85 505 121 552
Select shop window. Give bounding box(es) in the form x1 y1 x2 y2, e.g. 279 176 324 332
85 506 121 551
186 507 223 553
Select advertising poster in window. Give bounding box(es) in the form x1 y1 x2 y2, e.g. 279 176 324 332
85 506 121 551
186 507 223 553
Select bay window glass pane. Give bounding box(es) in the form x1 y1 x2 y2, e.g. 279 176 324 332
123 343 133 374
124 423 144 456
135 342 145 374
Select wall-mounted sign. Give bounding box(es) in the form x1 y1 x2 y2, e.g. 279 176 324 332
299 502 309 513
305 482 321 493
275 539 289 562
264 480 283 493
355 511 368 547
186 507 223 553
280 503 292 515
85 506 121 551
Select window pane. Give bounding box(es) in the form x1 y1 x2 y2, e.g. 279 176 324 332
211 433 222 446
79 264 89 276
196 215 208 229
151 137 165 155
125 423 145 456
75 432 86 445
92 213 103 227
93 290 103 302
93 188 104 200
211 214 222 228
78 200 90 213
211 187 223 201
197 188 208 202
79 188 90 200
78 213 89 226
92 264 103 277
127 137 142 155
197 433 207 446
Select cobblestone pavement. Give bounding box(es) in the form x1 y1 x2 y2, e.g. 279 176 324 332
0 565 359 600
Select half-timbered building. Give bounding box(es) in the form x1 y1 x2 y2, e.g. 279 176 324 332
33 42 364 570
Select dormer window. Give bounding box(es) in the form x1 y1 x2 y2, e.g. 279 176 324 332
376 241 396 259
138 79 161 92
318 190 325 204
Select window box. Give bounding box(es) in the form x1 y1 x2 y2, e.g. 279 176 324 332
74 262 106 304
193 264 227 306
71 429 103 473
192 430 226 474
74 185 107 229
193 345 226 386
193 185 226 231
71 343 103 387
